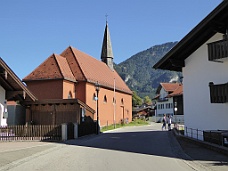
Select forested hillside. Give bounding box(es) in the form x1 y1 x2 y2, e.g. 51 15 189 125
114 42 182 99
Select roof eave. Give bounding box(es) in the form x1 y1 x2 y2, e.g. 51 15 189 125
153 0 228 71
87 80 132 95
0 57 37 101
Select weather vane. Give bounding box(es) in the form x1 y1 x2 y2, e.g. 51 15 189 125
105 14 108 23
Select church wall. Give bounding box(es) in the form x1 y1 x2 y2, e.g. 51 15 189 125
63 80 75 99
26 80 63 100
85 82 132 126
75 82 86 102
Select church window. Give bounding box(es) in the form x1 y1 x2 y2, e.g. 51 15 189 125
113 97 116 104
121 98 124 105
68 91 73 99
103 95 107 103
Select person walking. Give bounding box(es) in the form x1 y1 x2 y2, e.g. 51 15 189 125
162 114 166 131
167 115 172 131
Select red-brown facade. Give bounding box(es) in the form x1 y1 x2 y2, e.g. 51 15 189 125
23 47 132 126
23 23 132 126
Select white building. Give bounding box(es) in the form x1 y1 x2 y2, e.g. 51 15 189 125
153 83 183 123
0 86 7 126
0 57 36 126
153 1 228 140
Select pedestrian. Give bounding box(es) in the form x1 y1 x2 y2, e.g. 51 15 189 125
168 115 172 131
162 114 166 130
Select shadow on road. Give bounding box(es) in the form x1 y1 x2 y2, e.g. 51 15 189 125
68 131 174 156
61 128 228 167
177 137 228 167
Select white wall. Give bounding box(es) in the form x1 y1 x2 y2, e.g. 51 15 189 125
172 115 184 124
0 86 7 126
183 33 228 132
156 87 174 117
160 87 168 99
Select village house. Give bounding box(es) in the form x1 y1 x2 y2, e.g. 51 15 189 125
0 57 94 127
153 1 228 140
153 83 183 123
22 22 132 127
0 57 37 126
132 102 153 120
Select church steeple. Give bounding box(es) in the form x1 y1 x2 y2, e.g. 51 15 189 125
101 21 114 70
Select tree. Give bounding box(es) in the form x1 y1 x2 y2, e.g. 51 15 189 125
132 91 142 106
143 96 152 104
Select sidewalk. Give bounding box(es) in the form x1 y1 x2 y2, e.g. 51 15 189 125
171 126 228 171
177 137 228 170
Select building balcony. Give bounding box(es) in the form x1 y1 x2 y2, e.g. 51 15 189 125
208 39 228 62
158 98 168 102
209 82 228 103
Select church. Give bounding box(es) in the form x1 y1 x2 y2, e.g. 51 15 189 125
23 22 132 126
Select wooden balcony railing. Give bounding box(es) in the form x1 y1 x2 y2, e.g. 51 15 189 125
208 39 228 62
158 98 168 102
209 82 228 103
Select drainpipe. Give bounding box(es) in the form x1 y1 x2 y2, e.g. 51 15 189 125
74 82 77 99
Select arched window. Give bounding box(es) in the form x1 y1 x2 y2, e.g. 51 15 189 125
113 97 116 104
121 98 124 105
103 95 107 103
68 91 73 99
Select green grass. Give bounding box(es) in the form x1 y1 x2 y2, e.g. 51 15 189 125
101 119 149 132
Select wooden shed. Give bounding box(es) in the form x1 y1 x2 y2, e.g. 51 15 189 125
23 99 95 125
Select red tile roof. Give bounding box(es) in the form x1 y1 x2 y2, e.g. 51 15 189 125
55 54 76 82
161 83 180 92
61 46 132 94
23 46 132 95
167 84 183 97
155 83 183 98
23 54 76 82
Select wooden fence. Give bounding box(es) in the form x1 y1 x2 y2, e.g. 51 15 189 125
175 125 228 147
0 125 61 141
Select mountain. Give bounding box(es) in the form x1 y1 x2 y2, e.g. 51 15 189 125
114 42 182 99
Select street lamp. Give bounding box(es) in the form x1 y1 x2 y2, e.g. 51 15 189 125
95 81 100 134
174 102 178 113
174 101 178 124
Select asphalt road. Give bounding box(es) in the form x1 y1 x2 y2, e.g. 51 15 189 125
0 123 211 171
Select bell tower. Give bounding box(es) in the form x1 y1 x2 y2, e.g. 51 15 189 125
101 21 114 70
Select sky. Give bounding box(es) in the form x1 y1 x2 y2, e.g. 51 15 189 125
0 0 222 79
